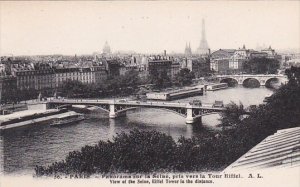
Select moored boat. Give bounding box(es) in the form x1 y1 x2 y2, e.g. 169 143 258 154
146 87 204 101
206 83 228 91
50 112 85 127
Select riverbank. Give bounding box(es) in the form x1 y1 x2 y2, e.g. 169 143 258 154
0 107 73 130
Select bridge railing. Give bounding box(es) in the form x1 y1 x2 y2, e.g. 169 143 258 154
47 98 226 110
48 98 112 103
122 100 188 107
216 74 286 78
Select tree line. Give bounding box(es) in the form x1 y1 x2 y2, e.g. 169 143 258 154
1 68 197 103
60 68 196 98
243 57 280 74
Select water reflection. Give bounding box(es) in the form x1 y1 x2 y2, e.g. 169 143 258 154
108 119 116 140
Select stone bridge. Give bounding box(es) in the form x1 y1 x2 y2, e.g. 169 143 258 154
216 74 288 86
46 99 225 124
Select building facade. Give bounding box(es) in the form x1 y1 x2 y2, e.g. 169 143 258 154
229 45 251 73
55 62 107 88
2 59 108 93
148 56 172 78
171 62 181 80
184 57 209 78
210 49 235 74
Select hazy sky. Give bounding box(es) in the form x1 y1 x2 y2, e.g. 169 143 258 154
1 1 300 55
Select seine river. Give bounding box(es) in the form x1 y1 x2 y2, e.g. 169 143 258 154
0 86 274 175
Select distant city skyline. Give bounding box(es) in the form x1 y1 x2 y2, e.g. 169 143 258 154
1 1 300 56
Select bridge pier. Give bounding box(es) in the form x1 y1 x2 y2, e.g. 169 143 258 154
109 103 117 118
108 103 127 119
186 107 194 124
185 107 202 124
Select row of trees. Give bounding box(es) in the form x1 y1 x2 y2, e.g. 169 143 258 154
243 57 280 74
61 68 196 98
35 66 300 177
60 70 142 98
1 88 49 104
148 68 195 89
35 129 233 176
1 68 197 103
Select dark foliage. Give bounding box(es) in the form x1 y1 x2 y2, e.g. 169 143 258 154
243 57 280 74
149 69 172 89
60 70 142 98
219 102 246 127
1 88 39 104
110 130 176 172
174 68 195 86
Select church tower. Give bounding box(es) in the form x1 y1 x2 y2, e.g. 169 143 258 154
184 42 192 56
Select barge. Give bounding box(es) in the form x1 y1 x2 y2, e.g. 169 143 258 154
51 112 85 127
146 87 204 101
0 108 69 130
206 83 228 91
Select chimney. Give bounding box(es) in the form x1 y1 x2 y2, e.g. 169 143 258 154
164 50 167 56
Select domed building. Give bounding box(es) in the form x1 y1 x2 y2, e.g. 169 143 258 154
103 41 111 55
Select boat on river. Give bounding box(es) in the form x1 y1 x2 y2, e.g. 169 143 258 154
50 112 85 127
146 87 204 101
206 83 228 91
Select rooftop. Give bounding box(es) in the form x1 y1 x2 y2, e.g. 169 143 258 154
225 127 300 171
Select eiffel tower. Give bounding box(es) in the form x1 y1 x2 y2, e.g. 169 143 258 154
197 19 210 55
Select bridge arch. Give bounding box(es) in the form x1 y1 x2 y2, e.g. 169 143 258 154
220 78 238 87
115 106 187 118
242 78 260 88
89 106 110 113
265 77 280 88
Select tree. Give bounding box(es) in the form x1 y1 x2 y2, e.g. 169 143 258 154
285 66 300 86
148 69 172 89
195 57 211 77
159 70 172 88
111 129 176 172
219 102 246 127
243 57 280 74
121 69 141 89
35 129 177 176
261 66 300 130
61 80 87 98
175 68 195 86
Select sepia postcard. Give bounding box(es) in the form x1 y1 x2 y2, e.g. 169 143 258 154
0 1 299 187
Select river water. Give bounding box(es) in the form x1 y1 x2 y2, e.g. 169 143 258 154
0 86 274 175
